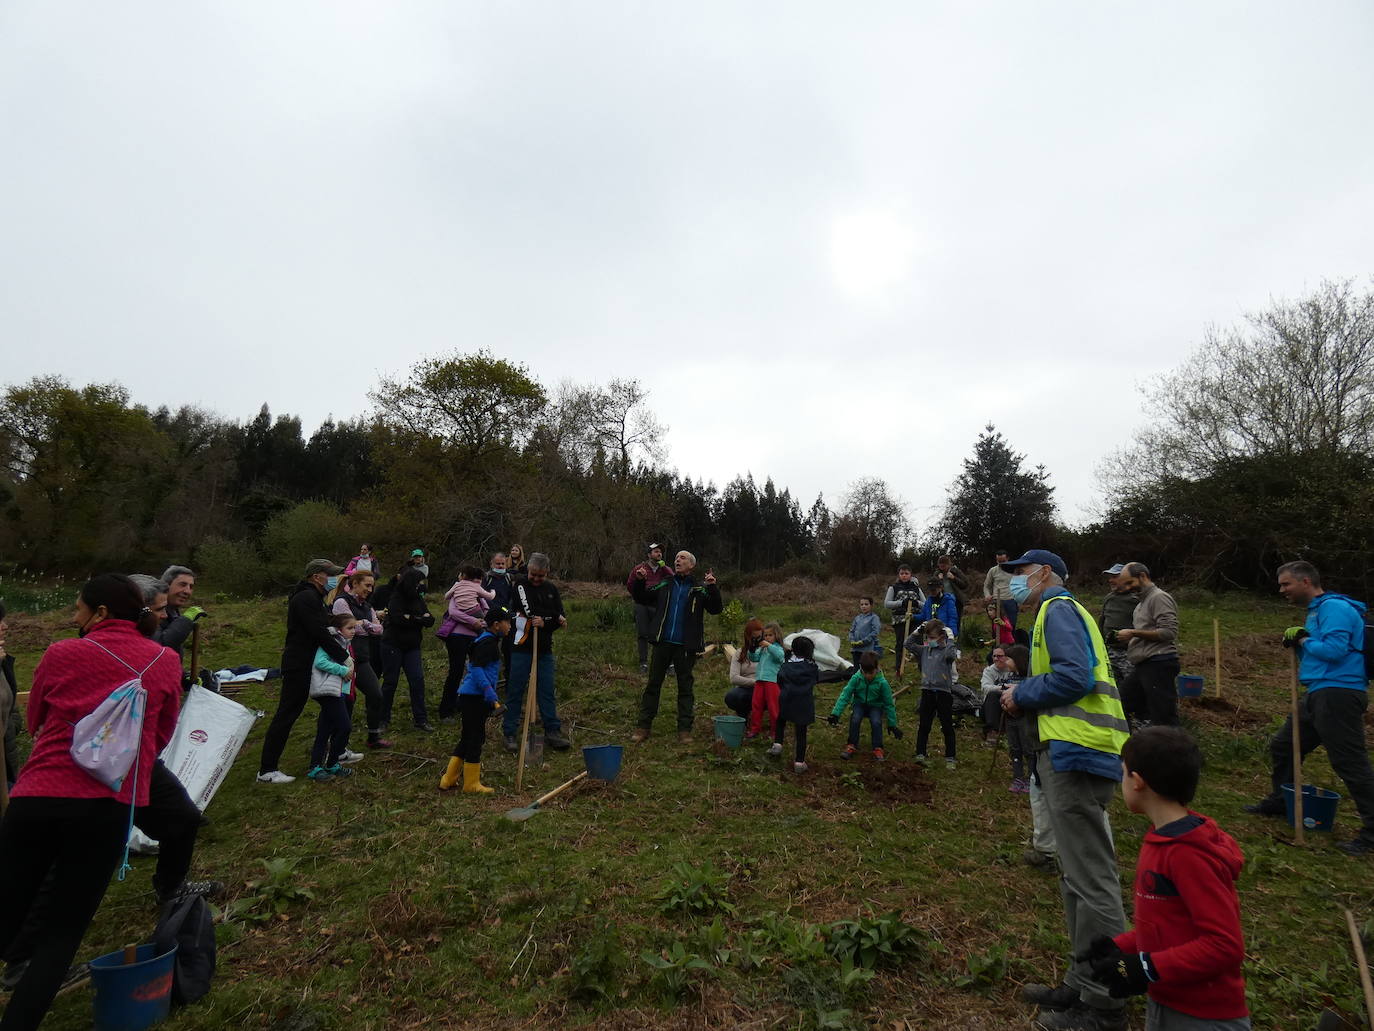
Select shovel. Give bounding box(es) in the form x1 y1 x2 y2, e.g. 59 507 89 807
504 771 588 822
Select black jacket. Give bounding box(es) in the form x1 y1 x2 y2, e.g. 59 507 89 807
382 568 434 650
281 581 349 673
482 570 513 613
156 607 197 658
630 574 723 652
777 658 819 725
511 577 566 655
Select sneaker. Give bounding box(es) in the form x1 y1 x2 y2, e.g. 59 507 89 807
630 727 650 743
841 744 856 760
338 749 365 764
545 730 572 750
945 758 957 770
327 763 354 777
767 743 783 757
1032 1001 1126 1030
666 664 675 674
1021 982 1079 1010
366 736 393 750
1337 838 1374 857
639 663 648 673
257 770 296 784
1243 797 1285 817
1009 777 1025 793
873 748 885 762
413 721 435 733
793 761 808 773
306 766 333 781
504 734 519 752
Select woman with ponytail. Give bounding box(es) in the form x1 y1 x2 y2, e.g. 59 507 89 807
0 575 181 1031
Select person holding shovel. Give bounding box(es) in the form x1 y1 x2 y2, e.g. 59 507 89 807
501 553 572 752
629 550 722 744
1242 560 1374 857
883 565 924 675
156 564 207 686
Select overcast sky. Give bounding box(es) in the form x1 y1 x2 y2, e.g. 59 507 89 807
3 2 1372 534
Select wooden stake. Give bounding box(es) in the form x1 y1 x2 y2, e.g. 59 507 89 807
1212 618 1223 699
896 600 913 679
189 622 201 685
515 626 539 792
1343 908 1374 1031
1290 649 1304 846
122 943 138 965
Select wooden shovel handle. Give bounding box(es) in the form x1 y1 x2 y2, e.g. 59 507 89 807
515 626 539 791
534 770 588 807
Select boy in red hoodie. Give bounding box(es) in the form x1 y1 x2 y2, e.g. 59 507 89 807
1080 726 1250 1030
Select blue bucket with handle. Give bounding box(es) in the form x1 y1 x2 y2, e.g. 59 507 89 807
582 744 623 781
89 943 178 1031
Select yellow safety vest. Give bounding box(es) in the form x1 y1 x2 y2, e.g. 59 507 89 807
1031 594 1129 757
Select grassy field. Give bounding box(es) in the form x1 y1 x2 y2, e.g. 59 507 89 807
2 576 1370 1030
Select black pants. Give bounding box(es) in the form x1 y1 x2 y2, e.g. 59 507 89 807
980 690 1004 734
381 643 427 725
773 721 808 762
917 689 956 758
452 694 491 762
723 685 753 719
637 643 697 731
1122 654 1180 726
634 604 654 666
0 797 128 1031
347 660 384 740
311 696 351 769
438 635 477 718
891 619 916 672
1265 687 1374 843
259 666 310 774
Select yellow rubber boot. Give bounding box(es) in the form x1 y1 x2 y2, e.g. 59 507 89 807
462 761 494 794
439 757 463 791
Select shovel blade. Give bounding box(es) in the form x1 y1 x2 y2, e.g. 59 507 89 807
503 804 541 822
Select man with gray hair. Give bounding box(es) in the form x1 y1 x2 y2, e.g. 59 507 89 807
158 564 206 673
630 550 722 743
1114 563 1180 728
502 553 572 751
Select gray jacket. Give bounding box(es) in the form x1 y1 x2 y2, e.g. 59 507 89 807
1127 583 1179 663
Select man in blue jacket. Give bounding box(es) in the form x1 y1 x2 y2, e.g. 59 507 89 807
999 549 1128 1031
1244 561 1374 857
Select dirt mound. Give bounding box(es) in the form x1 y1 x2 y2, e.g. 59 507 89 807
789 756 936 807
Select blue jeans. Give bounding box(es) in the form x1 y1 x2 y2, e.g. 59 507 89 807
503 651 561 737
381 643 427 725
847 703 884 749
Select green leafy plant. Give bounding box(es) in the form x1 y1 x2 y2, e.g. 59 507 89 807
825 911 925 970
698 915 732 965
753 912 829 965
221 857 315 924
655 862 735 918
714 598 745 647
639 942 711 1000
954 943 1008 992
569 930 626 1003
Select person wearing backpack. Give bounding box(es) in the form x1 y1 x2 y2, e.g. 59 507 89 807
0 574 181 1031
1243 561 1374 857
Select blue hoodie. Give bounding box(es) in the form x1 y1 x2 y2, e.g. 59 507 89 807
1300 592 1367 692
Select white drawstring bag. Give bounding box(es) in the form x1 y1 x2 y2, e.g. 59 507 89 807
69 641 160 791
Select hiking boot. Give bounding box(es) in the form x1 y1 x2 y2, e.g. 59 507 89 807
1021 982 1079 1010
1337 838 1374 857
841 743 856 760
545 730 571 750
630 727 650 743
1032 1001 1126 1030
306 766 333 781
873 748 886 762
1243 796 1285 817
504 734 519 752
1022 849 1058 870
767 743 783 757
161 880 227 904
257 770 296 784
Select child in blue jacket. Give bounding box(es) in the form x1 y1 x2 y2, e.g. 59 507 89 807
847 597 883 668
440 606 512 794
919 580 961 638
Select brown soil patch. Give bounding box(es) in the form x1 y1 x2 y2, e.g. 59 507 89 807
788 756 936 807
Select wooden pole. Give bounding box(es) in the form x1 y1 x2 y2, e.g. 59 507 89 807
1291 649 1304 846
896 600 913 679
189 622 202 686
515 626 539 792
1212 618 1223 699
1344 908 1374 1031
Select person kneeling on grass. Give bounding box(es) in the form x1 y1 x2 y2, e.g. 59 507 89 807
307 614 358 782
768 636 819 773
1074 726 1250 1031
827 651 901 761
907 619 959 769
440 606 511 795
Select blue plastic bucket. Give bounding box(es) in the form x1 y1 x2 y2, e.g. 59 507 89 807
89 943 178 1031
713 715 746 749
582 744 623 781
1176 675 1204 698
1282 783 1341 832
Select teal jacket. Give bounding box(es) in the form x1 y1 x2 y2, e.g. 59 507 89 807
1300 592 1368 692
748 641 786 683
831 670 898 727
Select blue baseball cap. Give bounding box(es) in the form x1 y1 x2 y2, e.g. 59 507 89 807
1103 563 1126 575
1000 549 1069 580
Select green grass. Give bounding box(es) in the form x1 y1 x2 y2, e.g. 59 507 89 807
4 585 1369 1029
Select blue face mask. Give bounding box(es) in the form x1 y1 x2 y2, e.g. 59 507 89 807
1008 575 1032 604
490 568 505 576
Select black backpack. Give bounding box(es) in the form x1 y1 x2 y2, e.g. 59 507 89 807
150 893 216 1005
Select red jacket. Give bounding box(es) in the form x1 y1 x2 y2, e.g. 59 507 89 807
1115 813 1248 1020
625 559 671 596
13 620 181 807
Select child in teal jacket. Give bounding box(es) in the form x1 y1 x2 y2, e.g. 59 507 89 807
828 651 901 759
308 615 357 781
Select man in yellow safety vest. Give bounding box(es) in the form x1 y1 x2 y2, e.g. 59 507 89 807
999 548 1130 1031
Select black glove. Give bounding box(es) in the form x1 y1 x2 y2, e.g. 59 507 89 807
889 726 903 739
1076 935 1120 965
1080 937 1151 999
826 714 839 726
1281 626 1310 649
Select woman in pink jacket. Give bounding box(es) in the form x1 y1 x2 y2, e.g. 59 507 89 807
0 574 181 1031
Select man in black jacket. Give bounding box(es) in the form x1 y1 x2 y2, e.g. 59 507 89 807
258 559 349 783
501 553 572 751
630 550 723 743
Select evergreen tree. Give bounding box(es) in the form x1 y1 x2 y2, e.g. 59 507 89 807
934 424 1056 557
